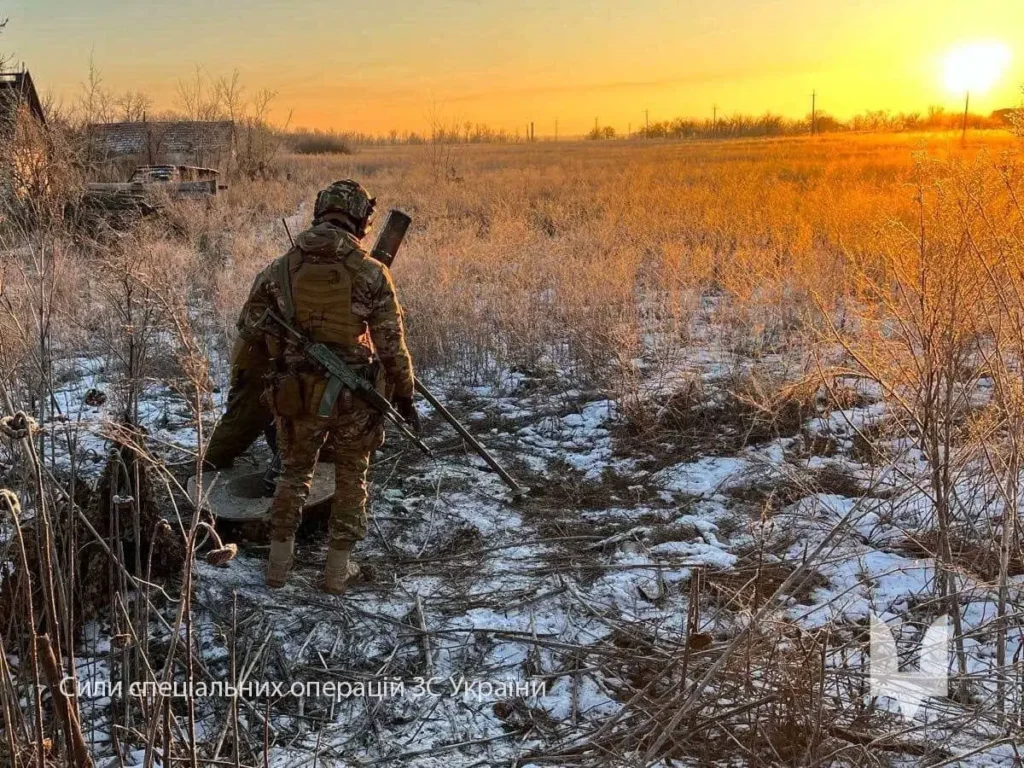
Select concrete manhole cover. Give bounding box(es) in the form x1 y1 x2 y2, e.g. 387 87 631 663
186 464 337 521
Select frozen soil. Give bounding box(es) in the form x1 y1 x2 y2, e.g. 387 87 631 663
13 334 1020 767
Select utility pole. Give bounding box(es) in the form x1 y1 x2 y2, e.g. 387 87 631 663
531 121 535 142
811 90 817 136
962 91 970 144
645 108 649 139
713 104 718 134
555 118 558 142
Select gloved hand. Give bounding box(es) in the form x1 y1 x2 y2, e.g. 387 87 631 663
393 395 421 434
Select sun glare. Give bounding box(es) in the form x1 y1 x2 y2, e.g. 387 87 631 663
942 41 1013 95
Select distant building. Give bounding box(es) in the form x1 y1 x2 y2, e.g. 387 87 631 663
0 70 45 129
0 70 49 199
87 120 235 177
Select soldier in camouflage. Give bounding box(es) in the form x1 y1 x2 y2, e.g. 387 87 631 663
239 180 419 594
204 333 274 470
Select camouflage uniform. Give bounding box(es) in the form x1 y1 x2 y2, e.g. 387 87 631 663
204 324 274 469
243 217 415 547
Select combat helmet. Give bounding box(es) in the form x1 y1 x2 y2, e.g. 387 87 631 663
313 179 376 237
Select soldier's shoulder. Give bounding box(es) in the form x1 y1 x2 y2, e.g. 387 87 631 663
249 261 274 288
254 251 292 282
348 245 389 284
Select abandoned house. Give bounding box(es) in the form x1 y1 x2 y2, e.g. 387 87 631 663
86 120 235 179
0 70 48 197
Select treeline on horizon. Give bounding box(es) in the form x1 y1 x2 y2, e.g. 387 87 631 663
284 104 1020 152
58 63 1021 154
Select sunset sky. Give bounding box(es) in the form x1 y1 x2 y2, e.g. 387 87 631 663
3 0 1022 136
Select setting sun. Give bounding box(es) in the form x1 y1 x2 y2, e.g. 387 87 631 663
943 41 1013 94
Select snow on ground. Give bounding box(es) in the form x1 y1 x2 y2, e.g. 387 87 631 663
10 319 1020 767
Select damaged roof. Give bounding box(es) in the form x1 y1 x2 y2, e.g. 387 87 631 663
87 120 235 168
0 71 46 126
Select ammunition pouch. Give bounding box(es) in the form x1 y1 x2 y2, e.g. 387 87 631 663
337 385 355 414
265 335 285 360
321 362 384 418
268 360 383 420
303 373 330 417
267 372 304 418
298 372 345 418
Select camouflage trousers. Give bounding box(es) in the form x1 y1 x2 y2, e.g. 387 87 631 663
269 399 385 545
205 340 273 469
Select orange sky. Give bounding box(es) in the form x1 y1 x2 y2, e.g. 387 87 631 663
4 0 1022 135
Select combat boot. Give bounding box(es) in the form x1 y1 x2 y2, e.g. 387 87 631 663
323 541 360 595
266 537 294 589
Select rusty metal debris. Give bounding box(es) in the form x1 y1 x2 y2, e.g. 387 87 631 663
86 164 223 201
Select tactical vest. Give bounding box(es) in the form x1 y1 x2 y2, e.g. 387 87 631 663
266 245 377 417
274 248 369 351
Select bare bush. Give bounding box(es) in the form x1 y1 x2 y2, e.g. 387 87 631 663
286 129 354 156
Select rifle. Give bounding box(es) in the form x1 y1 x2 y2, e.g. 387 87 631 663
260 307 433 457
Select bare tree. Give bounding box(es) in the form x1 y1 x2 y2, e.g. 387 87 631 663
214 70 244 125
235 88 290 180
115 91 152 122
175 65 220 122
77 53 114 124
426 101 460 182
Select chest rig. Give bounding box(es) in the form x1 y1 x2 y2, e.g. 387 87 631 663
267 246 371 417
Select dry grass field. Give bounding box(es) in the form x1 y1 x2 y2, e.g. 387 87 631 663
4 130 1024 766
218 133 1017 375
